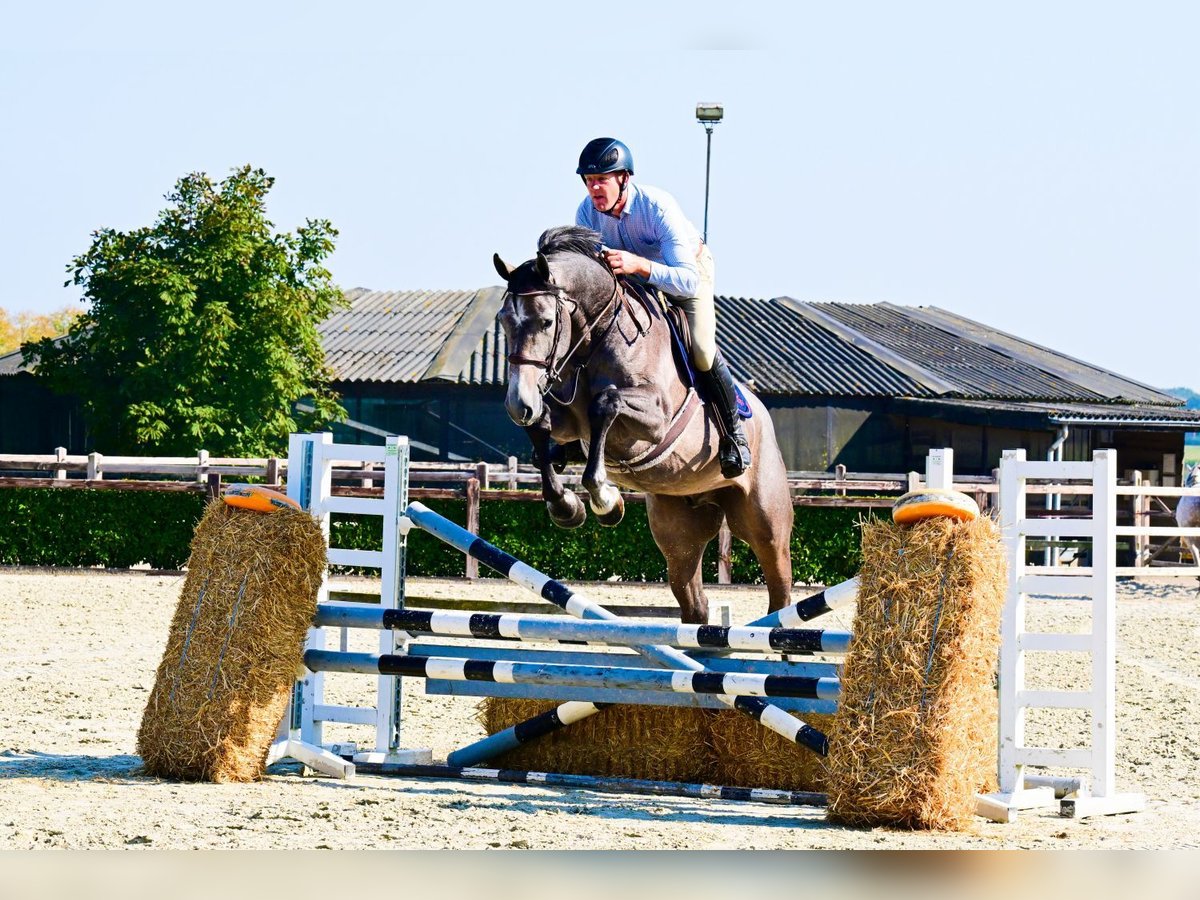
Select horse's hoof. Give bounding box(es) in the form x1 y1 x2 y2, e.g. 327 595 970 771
596 495 625 527
548 495 586 529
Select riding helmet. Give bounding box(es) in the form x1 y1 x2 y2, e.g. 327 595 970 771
576 138 634 176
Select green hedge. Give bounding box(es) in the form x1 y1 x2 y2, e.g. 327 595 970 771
0 488 207 570
0 488 876 585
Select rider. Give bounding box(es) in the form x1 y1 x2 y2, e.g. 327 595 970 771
574 136 752 479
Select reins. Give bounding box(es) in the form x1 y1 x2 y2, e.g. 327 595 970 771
505 254 651 405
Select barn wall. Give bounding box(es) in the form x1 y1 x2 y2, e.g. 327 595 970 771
0 373 86 454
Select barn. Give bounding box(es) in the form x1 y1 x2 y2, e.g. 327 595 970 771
319 287 1200 479
4 286 1198 480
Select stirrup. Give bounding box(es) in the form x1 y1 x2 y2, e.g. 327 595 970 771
719 433 752 479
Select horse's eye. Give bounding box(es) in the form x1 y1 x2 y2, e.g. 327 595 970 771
539 318 554 330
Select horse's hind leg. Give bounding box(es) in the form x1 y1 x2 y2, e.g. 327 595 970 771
719 479 795 614
646 493 725 624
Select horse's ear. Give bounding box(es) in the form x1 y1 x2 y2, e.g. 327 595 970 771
493 253 513 282
535 252 552 282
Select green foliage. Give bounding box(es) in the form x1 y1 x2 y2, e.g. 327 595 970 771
22 166 346 456
0 489 878 587
0 489 205 569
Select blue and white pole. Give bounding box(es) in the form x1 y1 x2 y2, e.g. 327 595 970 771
312 604 852 655
350 761 827 808
304 649 843 700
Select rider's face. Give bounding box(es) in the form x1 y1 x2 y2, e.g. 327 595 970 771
584 173 623 212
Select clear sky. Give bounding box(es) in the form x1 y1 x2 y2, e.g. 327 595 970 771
3 2 1197 388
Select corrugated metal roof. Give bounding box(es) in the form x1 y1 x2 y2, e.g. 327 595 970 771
901 397 1200 427
320 287 497 384
899 304 1174 404
716 296 930 396
0 347 24 376
806 301 1111 401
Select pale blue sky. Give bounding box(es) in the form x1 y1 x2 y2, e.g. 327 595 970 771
3 2 1197 387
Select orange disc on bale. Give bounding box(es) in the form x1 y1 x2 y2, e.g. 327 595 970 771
892 488 980 525
222 484 301 513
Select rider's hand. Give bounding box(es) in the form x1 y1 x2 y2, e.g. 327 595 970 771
603 249 651 278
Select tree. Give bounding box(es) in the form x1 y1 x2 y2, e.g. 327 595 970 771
23 166 346 456
0 306 82 356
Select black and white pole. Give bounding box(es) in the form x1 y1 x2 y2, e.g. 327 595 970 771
304 650 843 700
313 604 852 655
350 761 826 809
404 502 830 764
745 577 860 629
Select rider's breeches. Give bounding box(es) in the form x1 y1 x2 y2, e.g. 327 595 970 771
676 243 717 372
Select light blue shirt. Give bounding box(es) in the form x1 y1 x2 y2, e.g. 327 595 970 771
575 182 702 298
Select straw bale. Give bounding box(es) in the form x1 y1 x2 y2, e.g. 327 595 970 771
137 501 326 782
479 698 715 783
480 699 836 791
825 515 1005 830
707 709 835 792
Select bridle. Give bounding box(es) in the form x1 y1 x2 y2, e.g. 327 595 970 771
504 261 649 404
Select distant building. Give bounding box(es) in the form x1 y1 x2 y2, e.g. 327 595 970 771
4 287 1199 479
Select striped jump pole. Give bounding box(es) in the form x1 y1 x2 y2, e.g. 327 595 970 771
304 649 843 700
313 605 853 655
403 501 830 765
745 577 860 629
350 761 827 809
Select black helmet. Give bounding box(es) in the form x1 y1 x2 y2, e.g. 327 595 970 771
576 138 634 176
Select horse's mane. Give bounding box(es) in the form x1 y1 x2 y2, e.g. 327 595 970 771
537 225 603 260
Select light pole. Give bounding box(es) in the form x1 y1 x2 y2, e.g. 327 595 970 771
695 102 724 244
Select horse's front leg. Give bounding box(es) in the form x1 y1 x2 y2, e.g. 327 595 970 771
525 424 586 529
581 386 626 527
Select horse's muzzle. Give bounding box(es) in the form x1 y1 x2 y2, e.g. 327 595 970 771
505 367 547 427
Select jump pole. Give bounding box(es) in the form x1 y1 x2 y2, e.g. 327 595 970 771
312 604 853 655
441 577 859 763
350 762 827 809
744 577 860 629
403 501 830 765
304 649 843 700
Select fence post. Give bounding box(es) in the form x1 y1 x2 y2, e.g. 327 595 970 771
54 447 67 481
196 449 209 484
87 452 102 481
1132 471 1148 567
507 456 518 491
835 463 847 496
465 476 481 580
476 461 489 491
206 473 222 502
359 461 373 489
266 457 280 487
717 522 732 584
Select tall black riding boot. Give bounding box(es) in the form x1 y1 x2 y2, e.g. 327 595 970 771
698 355 752 478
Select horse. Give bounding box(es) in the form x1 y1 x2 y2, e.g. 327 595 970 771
1176 461 1200 590
493 225 794 624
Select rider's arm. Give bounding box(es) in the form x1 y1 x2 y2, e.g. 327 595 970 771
644 200 699 298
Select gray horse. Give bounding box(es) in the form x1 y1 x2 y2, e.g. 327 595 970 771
1176 461 1200 586
493 226 794 624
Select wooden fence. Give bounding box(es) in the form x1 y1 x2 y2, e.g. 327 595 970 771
4 448 1195 575
3 448 995 582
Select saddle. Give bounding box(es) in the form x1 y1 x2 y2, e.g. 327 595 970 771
620 279 750 420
